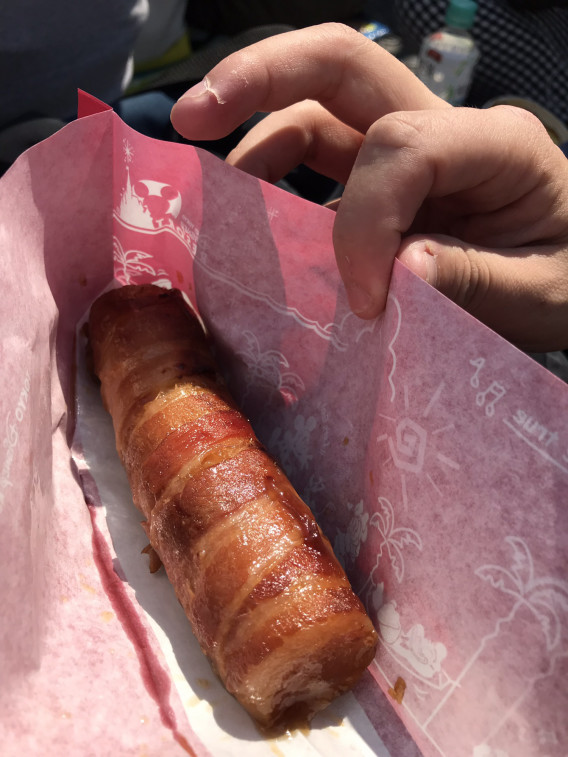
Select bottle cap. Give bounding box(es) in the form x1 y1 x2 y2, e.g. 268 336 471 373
445 0 478 29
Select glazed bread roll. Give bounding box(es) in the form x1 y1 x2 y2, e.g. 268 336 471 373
88 284 377 729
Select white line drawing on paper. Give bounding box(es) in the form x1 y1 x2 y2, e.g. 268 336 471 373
422 536 568 749
387 295 402 402
357 496 423 586
503 419 568 476
368 582 453 707
469 358 507 417
537 729 560 747
373 657 449 757
377 381 460 503
117 147 181 229
401 473 409 511
470 357 485 388
388 418 427 475
436 453 460 471
114 140 198 259
372 599 450 687
472 745 509 757
114 212 198 255
113 236 170 286
423 382 444 418
414 685 429 702
432 423 455 436
236 330 305 405
509 409 558 447
333 500 369 568
476 381 507 417
115 141 377 350
354 316 381 343
0 370 31 514
123 138 134 164
267 413 317 475
426 473 442 497
192 248 364 351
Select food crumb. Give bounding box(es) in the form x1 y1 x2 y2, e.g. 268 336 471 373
342 436 349 445
388 677 406 704
79 574 97 594
196 678 211 689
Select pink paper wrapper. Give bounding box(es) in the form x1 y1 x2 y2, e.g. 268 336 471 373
0 92 567 757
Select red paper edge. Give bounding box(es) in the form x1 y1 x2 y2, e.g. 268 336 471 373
77 90 113 119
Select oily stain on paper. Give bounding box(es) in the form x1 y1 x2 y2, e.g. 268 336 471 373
87 504 197 756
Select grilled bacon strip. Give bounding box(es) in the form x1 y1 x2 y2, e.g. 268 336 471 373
88 284 377 729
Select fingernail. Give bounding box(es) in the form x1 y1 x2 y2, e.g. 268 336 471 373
423 246 438 286
347 282 375 316
178 78 219 104
400 241 438 286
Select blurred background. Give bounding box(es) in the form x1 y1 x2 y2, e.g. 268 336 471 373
1 0 567 177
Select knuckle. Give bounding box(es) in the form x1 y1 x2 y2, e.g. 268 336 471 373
366 111 429 151
491 104 551 143
316 23 377 102
316 21 362 45
492 104 542 129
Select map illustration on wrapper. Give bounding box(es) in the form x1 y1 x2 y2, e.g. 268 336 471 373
1 93 567 756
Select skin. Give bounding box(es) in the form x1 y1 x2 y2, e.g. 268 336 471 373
171 23 568 351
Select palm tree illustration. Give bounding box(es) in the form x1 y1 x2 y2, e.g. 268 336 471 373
113 237 158 283
238 331 304 402
422 535 568 743
359 496 423 600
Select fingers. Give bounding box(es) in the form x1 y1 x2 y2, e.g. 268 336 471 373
226 101 363 184
397 234 568 351
333 105 568 318
170 23 446 141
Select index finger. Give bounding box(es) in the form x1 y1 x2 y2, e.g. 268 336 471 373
170 23 446 141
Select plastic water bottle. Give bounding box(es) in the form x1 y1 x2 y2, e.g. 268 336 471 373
417 0 480 106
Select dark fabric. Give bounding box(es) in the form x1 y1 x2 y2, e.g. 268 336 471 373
0 0 147 129
528 352 568 383
185 0 365 35
508 0 568 9
0 117 65 176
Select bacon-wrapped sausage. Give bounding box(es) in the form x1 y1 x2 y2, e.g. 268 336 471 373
88 284 377 729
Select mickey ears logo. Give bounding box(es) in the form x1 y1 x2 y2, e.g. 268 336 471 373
132 180 182 228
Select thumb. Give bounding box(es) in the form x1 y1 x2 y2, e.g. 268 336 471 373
396 234 568 351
